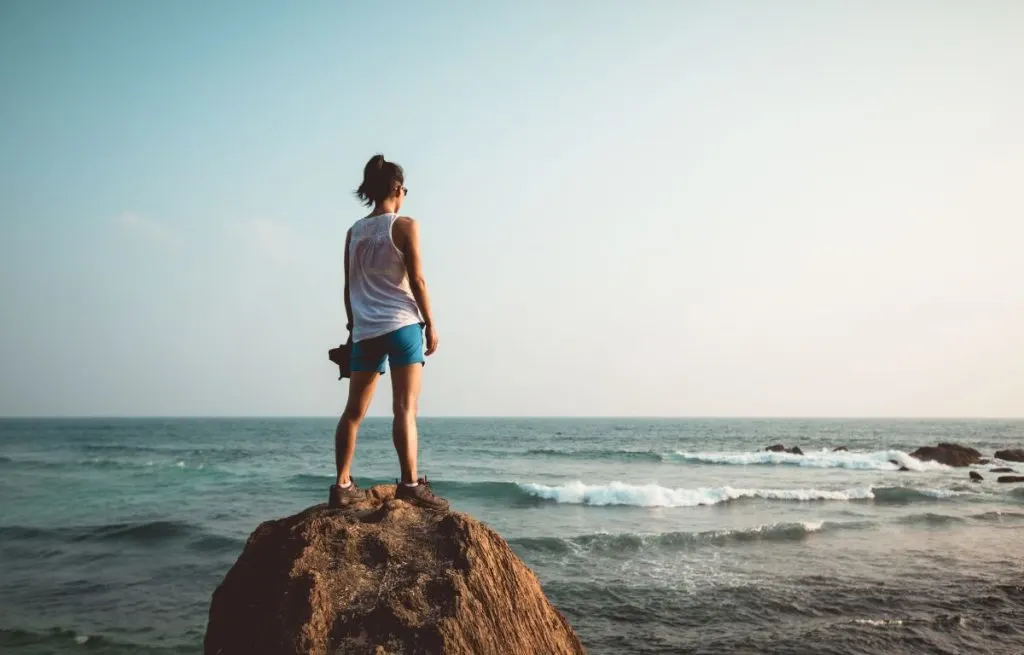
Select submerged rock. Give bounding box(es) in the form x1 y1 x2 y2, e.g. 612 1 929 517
995 449 1024 463
997 476 1024 484
765 444 804 455
832 446 849 452
969 471 983 483
204 485 585 655
909 443 982 467
991 467 1015 473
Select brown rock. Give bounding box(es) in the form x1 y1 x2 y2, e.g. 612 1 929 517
203 485 585 655
832 446 849 452
995 449 1024 463
991 467 1015 473
979 459 991 465
997 476 1024 484
969 471 983 483
898 466 911 472
908 443 982 467
765 445 803 455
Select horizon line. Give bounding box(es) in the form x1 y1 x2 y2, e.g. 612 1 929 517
2 415 1023 421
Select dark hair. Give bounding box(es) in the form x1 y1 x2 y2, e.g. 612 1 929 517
355 154 404 207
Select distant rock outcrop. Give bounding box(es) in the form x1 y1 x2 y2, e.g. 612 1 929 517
204 486 585 655
909 443 982 468
765 445 804 455
995 449 1024 463
997 476 1024 484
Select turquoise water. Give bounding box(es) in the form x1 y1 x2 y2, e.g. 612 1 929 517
2 418 1023 654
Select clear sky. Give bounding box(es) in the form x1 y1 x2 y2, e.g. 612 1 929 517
1 1 1022 418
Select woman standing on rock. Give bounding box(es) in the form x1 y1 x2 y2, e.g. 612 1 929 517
330 154 448 511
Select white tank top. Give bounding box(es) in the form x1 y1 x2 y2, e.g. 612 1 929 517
347 213 423 342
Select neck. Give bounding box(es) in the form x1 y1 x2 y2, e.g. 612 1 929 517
369 199 400 216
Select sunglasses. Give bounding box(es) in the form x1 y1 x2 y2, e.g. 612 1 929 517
402 186 409 196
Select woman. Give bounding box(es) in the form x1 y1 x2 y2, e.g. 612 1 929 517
329 154 448 510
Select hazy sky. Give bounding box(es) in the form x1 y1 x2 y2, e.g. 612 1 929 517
2 1 1022 417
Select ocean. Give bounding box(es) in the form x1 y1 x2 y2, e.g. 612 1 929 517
1 418 1022 654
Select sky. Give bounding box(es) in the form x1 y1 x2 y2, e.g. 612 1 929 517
1 1 1023 418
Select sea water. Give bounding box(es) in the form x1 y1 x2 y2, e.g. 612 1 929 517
2 418 1023 654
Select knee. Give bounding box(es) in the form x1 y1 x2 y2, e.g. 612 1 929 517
392 396 418 418
342 403 368 424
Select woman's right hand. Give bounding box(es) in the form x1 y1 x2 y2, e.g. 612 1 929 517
425 324 439 356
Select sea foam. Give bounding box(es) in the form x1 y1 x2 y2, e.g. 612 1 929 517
517 481 876 507
671 449 950 472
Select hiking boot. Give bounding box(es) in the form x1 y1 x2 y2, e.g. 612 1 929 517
394 477 449 511
328 481 366 508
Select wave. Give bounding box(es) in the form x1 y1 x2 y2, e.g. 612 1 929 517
671 449 950 472
510 520 870 556
896 512 966 526
970 510 1024 523
287 476 978 508
0 455 220 475
518 481 878 507
0 626 198 653
524 448 664 463
871 487 970 504
0 520 244 552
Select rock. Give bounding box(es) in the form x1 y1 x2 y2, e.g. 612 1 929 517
204 485 585 655
990 467 1015 473
899 466 911 472
997 476 1024 484
908 443 982 467
832 446 849 452
995 449 1024 462
889 459 901 467
969 471 983 482
979 459 991 465
790 446 804 456
765 445 803 455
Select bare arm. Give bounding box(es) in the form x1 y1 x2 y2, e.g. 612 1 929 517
343 228 353 332
394 216 438 354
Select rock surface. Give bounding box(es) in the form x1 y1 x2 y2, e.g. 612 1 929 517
204 485 585 655
991 467 1015 473
969 471 983 482
909 443 982 467
995 449 1024 462
765 444 803 455
832 446 848 452
997 476 1024 484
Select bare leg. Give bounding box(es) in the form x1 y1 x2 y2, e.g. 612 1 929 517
390 364 423 484
335 371 379 486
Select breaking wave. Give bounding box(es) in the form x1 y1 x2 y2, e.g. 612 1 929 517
509 520 869 556
671 449 950 472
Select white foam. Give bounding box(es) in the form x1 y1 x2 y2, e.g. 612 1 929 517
853 618 904 627
673 449 950 472
74 634 90 644
518 481 875 507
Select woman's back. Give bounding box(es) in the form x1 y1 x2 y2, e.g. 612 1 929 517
347 212 423 342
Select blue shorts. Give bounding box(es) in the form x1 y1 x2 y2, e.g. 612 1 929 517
351 323 425 374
